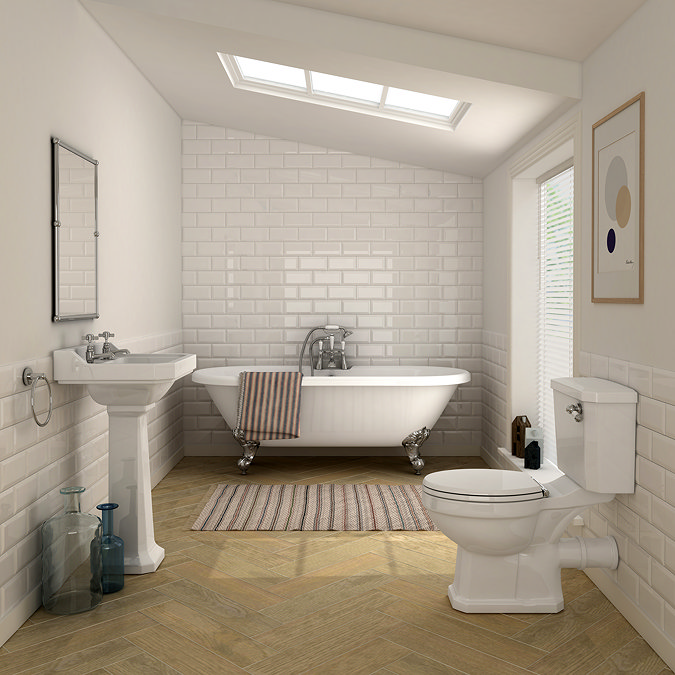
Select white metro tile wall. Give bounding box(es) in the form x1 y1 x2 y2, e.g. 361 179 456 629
0 331 184 645
481 330 508 455
580 350 675 648
181 121 483 455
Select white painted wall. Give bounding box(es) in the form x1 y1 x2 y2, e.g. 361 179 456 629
482 168 509 335
580 0 675 371
0 0 182 361
0 0 182 646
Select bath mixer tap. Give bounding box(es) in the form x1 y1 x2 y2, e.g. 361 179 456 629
310 333 348 373
299 324 352 375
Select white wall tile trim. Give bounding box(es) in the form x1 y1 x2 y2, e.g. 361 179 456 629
182 121 483 458
0 330 184 647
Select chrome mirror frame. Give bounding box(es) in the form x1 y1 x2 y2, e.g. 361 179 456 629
52 137 99 322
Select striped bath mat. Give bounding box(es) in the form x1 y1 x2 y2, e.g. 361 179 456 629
192 483 438 531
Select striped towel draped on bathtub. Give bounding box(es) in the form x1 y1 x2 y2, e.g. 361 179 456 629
234 371 303 441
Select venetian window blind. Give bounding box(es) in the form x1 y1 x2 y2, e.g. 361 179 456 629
537 162 574 466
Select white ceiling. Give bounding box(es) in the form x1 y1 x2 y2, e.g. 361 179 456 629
81 0 648 176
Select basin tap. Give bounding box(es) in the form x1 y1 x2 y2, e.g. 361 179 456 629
82 334 99 363
99 331 115 353
98 332 130 357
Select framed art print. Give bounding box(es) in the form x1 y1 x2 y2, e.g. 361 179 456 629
592 92 644 303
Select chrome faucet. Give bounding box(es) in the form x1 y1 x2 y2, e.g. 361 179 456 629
99 331 115 353
98 331 130 357
83 334 98 363
299 325 352 375
82 332 130 363
82 334 113 362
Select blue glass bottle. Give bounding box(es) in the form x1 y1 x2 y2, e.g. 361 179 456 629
96 503 124 593
41 487 102 614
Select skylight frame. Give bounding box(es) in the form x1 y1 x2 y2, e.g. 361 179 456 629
219 53 470 131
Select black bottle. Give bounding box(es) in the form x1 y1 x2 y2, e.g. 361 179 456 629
524 441 541 470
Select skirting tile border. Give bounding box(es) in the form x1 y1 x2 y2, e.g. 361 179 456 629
586 568 675 671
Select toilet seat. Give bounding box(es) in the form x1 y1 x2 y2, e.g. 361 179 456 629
423 469 547 504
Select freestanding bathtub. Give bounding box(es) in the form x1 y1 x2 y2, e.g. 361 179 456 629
192 365 471 474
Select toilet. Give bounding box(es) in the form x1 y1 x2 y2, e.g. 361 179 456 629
423 377 637 613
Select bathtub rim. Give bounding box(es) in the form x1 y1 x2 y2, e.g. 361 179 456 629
192 365 471 388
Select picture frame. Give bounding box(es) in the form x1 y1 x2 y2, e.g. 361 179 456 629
591 92 644 303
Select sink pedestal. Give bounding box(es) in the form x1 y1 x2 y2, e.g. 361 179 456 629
107 404 164 574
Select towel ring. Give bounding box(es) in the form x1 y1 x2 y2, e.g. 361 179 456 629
22 367 52 427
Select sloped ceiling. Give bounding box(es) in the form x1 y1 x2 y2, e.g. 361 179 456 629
81 0 648 176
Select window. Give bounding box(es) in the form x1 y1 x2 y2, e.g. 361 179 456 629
310 72 383 104
537 164 574 466
385 87 458 118
219 54 470 131
235 56 306 89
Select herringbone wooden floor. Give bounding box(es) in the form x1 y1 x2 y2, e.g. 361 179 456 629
1 455 672 674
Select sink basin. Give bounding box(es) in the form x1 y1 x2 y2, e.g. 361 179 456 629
53 347 196 406
53 345 197 574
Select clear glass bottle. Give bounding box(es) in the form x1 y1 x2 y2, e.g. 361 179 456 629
41 487 102 614
96 503 124 593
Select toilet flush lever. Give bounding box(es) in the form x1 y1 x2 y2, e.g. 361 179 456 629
566 403 583 423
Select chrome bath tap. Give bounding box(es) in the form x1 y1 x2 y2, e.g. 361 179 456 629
298 325 352 375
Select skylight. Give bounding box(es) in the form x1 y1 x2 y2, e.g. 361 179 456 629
310 72 383 104
236 56 305 90
219 54 470 131
386 88 458 118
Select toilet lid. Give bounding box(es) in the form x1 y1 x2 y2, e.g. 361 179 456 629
423 469 547 503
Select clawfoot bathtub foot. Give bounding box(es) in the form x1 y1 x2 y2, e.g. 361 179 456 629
233 430 260 475
402 427 430 475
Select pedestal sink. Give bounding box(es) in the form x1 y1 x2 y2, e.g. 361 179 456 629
53 347 196 574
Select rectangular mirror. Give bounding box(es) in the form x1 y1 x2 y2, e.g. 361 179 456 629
52 137 99 322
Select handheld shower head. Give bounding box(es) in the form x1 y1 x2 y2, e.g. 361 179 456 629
325 325 352 338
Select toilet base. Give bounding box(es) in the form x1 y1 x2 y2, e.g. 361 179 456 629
449 580 564 614
449 546 564 613
449 536 618 614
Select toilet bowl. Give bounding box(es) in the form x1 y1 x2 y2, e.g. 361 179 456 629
423 377 637 613
424 468 618 612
